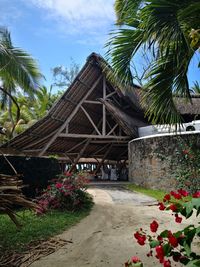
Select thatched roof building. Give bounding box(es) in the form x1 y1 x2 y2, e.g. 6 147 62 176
1 53 200 165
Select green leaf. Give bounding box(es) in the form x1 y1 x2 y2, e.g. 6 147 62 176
192 198 200 210
186 259 200 267
160 230 169 238
163 243 171 256
183 202 194 218
183 241 192 257
133 263 143 267
150 240 160 248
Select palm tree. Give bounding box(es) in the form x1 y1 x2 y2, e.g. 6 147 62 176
0 27 42 136
191 81 200 95
107 0 200 125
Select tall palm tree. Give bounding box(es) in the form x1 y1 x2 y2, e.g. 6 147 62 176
107 0 200 125
0 27 42 136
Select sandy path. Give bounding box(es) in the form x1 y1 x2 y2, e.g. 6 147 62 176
31 187 199 267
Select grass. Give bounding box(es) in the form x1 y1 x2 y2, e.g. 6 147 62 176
0 208 91 254
125 184 191 203
125 184 166 202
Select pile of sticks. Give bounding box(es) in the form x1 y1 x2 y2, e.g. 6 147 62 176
0 173 36 227
0 238 72 267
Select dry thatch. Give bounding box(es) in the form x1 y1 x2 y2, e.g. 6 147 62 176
1 53 199 163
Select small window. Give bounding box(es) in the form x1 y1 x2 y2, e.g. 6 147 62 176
186 125 195 131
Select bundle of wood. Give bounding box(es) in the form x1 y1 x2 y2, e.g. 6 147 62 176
0 173 36 227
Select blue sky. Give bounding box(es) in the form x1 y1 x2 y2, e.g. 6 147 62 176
1 0 199 89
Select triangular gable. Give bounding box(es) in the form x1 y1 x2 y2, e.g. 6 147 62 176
1 53 147 163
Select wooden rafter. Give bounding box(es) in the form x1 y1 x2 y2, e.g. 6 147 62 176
38 75 102 156
107 123 118 136
81 106 101 135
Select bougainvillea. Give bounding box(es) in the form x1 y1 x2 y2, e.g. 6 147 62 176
126 190 200 267
36 172 93 214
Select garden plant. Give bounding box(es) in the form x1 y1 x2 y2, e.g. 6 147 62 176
125 190 200 267
36 171 93 214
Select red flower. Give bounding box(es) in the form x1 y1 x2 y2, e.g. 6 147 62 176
170 191 182 199
192 191 200 198
159 202 166 210
157 235 163 242
177 189 189 197
163 259 171 267
175 214 182 223
169 204 177 212
131 256 141 263
47 185 51 190
168 235 178 247
167 231 172 238
150 220 159 232
55 183 62 189
134 231 146 245
155 245 165 263
174 193 182 199
163 194 171 202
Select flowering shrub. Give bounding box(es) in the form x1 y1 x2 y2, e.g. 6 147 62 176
126 190 200 267
36 172 93 215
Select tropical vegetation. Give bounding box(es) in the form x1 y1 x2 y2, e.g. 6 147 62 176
107 0 200 125
0 27 42 136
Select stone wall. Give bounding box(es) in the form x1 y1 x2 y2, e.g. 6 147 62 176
128 132 200 190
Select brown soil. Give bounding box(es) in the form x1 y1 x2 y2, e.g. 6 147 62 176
30 188 199 267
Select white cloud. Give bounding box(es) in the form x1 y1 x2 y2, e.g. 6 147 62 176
28 0 115 38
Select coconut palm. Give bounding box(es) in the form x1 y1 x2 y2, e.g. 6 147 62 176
0 27 42 136
191 81 200 95
107 0 200 124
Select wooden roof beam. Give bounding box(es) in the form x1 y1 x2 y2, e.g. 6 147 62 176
58 133 130 139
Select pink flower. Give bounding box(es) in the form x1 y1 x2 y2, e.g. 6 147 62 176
55 183 62 189
131 256 141 263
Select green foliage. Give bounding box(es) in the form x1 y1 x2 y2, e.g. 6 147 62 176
107 0 200 125
0 27 42 137
126 184 167 202
0 209 90 254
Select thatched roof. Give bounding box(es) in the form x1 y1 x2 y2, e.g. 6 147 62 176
1 53 199 164
1 53 147 163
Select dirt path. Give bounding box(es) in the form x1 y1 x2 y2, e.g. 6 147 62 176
31 187 198 267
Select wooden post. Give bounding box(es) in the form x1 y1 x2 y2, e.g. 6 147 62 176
102 75 106 135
